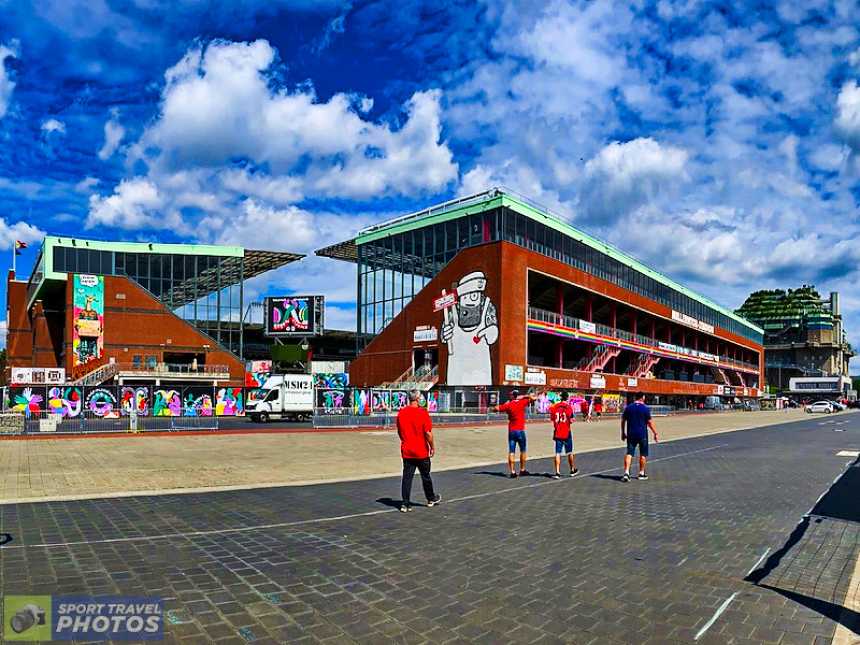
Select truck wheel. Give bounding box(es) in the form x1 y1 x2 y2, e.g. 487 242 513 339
259 412 270 423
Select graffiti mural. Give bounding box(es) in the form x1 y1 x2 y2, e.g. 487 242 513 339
602 393 623 414
152 389 182 416
389 391 409 411
182 388 214 416
313 373 349 389
73 274 104 367
439 271 498 386
85 388 118 417
371 390 390 413
244 360 272 388
317 389 347 414
215 388 244 416
351 389 370 416
120 386 149 416
47 387 83 418
12 387 43 416
422 391 439 412
536 391 562 414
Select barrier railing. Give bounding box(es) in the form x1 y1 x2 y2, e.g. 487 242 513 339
528 306 759 372
116 363 230 377
9 411 220 435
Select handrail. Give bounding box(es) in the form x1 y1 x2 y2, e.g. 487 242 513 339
529 306 759 372
116 363 230 375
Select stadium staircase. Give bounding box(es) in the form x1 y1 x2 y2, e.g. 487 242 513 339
576 345 621 373
728 370 745 387
712 367 730 385
382 365 439 392
627 353 661 379
69 361 119 387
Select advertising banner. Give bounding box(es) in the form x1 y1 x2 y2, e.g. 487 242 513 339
73 274 104 367
579 320 597 334
504 364 524 382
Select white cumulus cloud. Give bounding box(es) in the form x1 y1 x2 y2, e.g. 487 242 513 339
579 138 689 224
0 43 16 119
98 108 125 160
835 80 860 153
87 177 179 230
40 118 66 134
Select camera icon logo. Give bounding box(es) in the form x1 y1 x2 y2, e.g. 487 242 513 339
3 596 52 641
10 603 46 634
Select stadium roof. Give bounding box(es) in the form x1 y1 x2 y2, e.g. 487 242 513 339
27 236 304 309
316 187 763 336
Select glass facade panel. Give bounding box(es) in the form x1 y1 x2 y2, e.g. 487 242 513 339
355 206 762 345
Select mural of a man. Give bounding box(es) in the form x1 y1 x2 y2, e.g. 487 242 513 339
441 271 498 385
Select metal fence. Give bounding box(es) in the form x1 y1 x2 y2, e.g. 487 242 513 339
15 411 220 435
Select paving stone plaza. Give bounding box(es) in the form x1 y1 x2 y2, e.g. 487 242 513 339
0 412 858 643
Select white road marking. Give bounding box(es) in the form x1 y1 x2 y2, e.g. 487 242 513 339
694 592 738 641
746 547 771 575
837 450 860 457
676 556 689 567
2 443 728 550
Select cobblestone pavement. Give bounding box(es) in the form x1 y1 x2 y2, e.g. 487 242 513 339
0 409 813 502
0 413 858 644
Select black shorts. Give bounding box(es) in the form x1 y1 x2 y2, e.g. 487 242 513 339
626 436 649 457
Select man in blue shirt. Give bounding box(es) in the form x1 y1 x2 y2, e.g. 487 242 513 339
621 393 659 482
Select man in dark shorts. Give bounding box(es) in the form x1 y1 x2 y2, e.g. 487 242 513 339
396 390 442 512
495 389 538 478
620 392 659 482
549 392 579 479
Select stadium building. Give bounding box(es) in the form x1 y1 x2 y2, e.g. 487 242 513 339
5 236 306 416
736 286 853 397
317 188 764 407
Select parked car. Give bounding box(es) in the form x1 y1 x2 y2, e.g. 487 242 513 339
828 400 847 411
805 401 835 414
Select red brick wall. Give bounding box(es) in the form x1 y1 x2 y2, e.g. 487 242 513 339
61 274 245 384
6 275 33 368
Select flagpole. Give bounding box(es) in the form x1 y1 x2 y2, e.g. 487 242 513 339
12 242 15 277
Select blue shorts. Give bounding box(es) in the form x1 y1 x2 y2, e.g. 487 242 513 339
626 435 649 457
508 430 527 453
554 437 573 455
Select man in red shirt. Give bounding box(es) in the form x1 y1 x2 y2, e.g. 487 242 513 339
549 392 578 479
396 390 442 513
495 389 538 478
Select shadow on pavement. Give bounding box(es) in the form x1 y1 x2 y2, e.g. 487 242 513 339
759 585 860 635
590 473 624 482
375 497 403 509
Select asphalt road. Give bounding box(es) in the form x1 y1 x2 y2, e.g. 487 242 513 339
0 413 858 644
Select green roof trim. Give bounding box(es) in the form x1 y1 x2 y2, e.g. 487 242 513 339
353 189 762 335
44 235 244 258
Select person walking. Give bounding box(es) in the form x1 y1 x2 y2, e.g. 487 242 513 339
397 390 442 512
549 392 578 479
495 389 538 478
620 392 659 482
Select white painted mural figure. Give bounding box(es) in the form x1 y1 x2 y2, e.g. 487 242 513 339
441 271 498 385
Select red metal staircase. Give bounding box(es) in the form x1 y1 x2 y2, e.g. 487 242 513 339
627 353 661 379
576 345 621 372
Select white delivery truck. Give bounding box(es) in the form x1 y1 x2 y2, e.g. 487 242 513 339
247 374 314 423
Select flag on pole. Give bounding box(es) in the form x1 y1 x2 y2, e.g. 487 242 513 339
14 240 27 255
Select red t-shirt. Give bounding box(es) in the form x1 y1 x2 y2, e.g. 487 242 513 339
498 397 530 432
550 401 574 440
397 405 432 459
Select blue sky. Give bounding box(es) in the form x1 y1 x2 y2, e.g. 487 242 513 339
2 0 860 365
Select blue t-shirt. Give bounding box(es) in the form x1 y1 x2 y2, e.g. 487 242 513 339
623 402 651 440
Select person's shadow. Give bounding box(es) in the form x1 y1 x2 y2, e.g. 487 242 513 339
591 473 624 482
376 497 403 508
474 471 514 478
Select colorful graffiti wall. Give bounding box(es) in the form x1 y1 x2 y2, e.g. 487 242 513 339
11 387 43 416
120 386 149 416
85 388 118 417
47 386 83 418
313 373 349 389
215 388 243 416
72 274 105 367
317 389 348 414
183 386 214 416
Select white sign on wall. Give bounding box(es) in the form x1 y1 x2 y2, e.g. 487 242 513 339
525 370 546 385
627 377 638 387
579 320 597 334
590 374 606 389
11 368 32 384
505 364 524 382
671 310 715 334
413 327 438 343
10 367 67 385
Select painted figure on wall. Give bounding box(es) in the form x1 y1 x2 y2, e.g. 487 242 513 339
184 393 214 416
72 274 105 367
120 387 149 416
153 389 182 416
215 388 243 416
12 387 43 417
440 271 498 385
85 388 118 417
47 387 82 418
313 373 349 389
319 389 346 414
